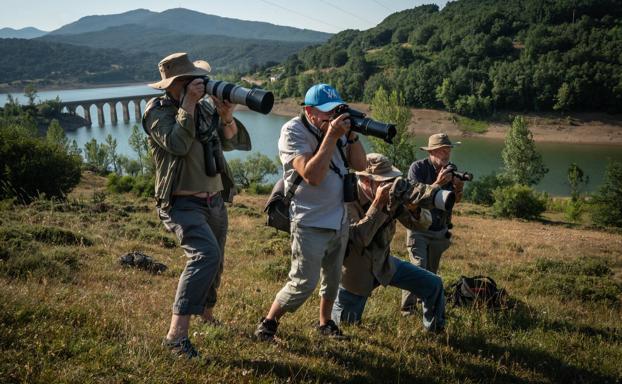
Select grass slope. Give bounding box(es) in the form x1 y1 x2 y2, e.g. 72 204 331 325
1 172 621 383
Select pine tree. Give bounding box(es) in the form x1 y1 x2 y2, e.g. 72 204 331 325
501 116 548 186
45 119 68 151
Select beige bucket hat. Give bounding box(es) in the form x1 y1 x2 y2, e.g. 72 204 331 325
420 133 460 151
356 153 402 181
148 52 211 90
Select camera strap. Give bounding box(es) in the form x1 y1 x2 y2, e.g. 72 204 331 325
283 117 325 203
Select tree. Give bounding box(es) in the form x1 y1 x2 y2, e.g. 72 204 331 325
128 125 148 175
45 119 68 151
84 138 110 174
229 152 278 188
368 88 416 173
501 116 548 186
591 160 622 228
567 163 588 201
553 82 574 112
105 134 119 173
24 84 37 106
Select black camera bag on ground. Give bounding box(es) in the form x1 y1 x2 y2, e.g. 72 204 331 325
448 275 507 309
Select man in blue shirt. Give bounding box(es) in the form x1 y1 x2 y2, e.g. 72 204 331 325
401 133 464 314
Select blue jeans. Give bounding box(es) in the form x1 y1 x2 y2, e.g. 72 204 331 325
332 257 446 331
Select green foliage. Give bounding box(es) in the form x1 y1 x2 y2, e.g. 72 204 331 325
0 127 81 203
24 84 37 105
567 163 588 201
83 138 110 174
128 125 150 176
464 173 511 205
492 184 547 219
368 88 416 173
229 152 279 189
564 163 589 222
501 116 548 186
455 115 489 134
591 160 622 227
45 119 68 150
106 173 154 198
264 0 622 116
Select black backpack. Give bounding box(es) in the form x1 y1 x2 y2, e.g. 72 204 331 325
448 275 507 309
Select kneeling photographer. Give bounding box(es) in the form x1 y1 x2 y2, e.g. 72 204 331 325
401 133 471 315
332 153 446 332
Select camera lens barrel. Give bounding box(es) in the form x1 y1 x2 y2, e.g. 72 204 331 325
205 79 274 114
350 117 397 144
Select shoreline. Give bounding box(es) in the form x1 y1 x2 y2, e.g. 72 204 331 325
0 81 149 95
265 98 622 146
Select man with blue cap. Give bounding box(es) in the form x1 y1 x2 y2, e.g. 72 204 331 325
255 83 366 341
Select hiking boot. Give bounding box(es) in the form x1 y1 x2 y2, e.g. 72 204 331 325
317 320 348 340
163 336 199 359
254 317 278 341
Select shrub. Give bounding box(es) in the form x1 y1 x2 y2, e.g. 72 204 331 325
229 152 279 189
591 160 622 228
107 173 154 198
492 184 546 219
463 173 510 205
0 128 81 203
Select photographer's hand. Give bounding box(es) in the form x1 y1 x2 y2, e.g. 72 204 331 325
371 182 392 210
433 167 453 188
181 78 205 117
326 113 351 140
211 97 237 139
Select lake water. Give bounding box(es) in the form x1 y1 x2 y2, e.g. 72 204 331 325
2 85 621 196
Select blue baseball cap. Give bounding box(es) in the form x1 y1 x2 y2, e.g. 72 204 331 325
303 83 345 112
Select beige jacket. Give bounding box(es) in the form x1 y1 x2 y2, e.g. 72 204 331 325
341 183 434 296
142 94 251 210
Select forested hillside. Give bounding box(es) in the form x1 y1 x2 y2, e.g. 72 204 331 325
0 38 158 85
263 0 622 116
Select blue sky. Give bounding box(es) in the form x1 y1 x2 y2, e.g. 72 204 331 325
0 0 448 34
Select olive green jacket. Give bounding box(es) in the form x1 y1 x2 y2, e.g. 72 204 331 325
142 94 251 210
341 183 434 296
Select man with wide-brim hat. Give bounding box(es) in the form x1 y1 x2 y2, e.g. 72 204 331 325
401 133 464 315
330 153 446 332
142 52 251 358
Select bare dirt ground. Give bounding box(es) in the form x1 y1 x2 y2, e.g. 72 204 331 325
269 98 622 145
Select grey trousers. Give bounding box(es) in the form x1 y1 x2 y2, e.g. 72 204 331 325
401 228 450 310
158 194 228 316
275 220 349 313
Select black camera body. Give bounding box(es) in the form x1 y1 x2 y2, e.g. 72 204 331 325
444 162 473 182
196 76 274 115
332 104 396 144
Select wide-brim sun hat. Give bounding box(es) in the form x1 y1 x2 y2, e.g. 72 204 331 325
420 133 460 151
302 83 346 112
356 153 402 181
148 52 211 90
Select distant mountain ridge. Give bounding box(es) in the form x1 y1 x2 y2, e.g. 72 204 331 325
0 27 47 39
48 8 331 43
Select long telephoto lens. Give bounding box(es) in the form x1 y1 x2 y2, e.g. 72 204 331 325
205 79 274 114
351 116 397 144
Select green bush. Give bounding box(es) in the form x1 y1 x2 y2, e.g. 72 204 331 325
464 173 510 205
591 160 622 228
247 182 274 195
107 173 154 198
492 184 546 219
0 128 81 203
